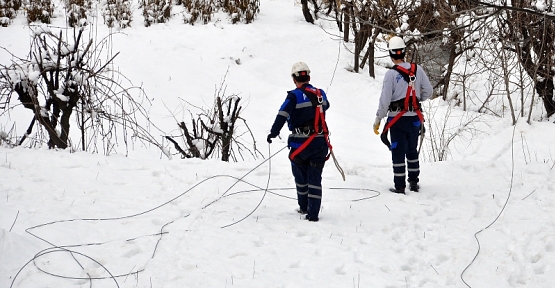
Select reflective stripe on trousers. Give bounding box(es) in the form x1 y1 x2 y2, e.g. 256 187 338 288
388 116 421 189
290 141 328 219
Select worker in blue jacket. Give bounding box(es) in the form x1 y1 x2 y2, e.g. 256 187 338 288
267 62 330 222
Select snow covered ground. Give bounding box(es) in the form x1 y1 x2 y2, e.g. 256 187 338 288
1 0 555 287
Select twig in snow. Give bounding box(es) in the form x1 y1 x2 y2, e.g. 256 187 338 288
124 265 136 282
9 210 19 232
252 260 255 279
431 264 439 275
522 189 537 200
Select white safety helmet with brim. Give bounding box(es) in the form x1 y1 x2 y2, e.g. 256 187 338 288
388 36 406 60
291 62 311 82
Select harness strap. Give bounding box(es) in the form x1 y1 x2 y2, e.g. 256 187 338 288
289 87 333 161
382 63 424 134
393 63 417 83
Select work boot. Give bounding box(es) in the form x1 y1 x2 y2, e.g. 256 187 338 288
305 214 319 222
409 181 419 192
296 208 307 215
389 187 405 194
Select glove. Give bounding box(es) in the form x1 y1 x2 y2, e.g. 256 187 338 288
373 118 381 135
267 133 277 144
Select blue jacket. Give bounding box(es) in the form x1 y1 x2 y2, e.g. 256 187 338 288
270 84 330 148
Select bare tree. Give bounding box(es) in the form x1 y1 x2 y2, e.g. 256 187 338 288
495 0 555 119
0 26 166 155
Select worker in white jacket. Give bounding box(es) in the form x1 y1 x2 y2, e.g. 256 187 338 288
373 36 433 194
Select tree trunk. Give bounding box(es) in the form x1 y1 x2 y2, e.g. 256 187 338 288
353 31 360 73
301 0 314 23
536 78 555 118
343 6 350 42
441 43 457 100
354 26 370 73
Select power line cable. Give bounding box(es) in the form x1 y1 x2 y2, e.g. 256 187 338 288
460 122 517 287
11 144 380 287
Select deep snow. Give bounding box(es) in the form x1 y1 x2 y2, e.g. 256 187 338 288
1 0 555 287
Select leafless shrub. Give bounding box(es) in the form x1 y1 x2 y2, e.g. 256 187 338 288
0 0 21 26
141 0 172 26
65 0 92 27
0 26 166 156
422 101 484 162
26 0 54 24
102 0 132 28
222 0 259 24
181 0 259 25
0 124 16 147
166 70 262 162
182 0 213 24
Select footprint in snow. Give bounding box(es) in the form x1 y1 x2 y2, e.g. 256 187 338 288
289 259 304 268
545 241 554 252
335 263 348 275
253 237 266 247
122 247 142 258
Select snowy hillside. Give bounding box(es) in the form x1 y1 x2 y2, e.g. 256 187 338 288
1 0 555 287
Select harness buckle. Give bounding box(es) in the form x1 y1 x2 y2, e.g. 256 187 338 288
294 125 324 136
294 126 313 136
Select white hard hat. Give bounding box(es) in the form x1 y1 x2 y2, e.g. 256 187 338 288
291 62 311 77
388 36 406 50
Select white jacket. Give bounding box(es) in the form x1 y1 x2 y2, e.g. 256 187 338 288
376 62 433 120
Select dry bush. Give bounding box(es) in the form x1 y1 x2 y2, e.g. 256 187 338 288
222 0 259 24
166 71 262 162
66 0 92 27
422 101 484 162
0 0 21 26
102 0 132 28
26 0 54 24
183 0 213 25
141 0 172 26
181 0 259 25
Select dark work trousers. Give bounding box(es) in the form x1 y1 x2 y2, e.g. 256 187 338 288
289 139 328 220
388 115 421 189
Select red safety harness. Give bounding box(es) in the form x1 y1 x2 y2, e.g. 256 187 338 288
380 63 425 147
289 86 333 161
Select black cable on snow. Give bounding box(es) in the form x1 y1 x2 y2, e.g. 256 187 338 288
460 124 517 287
10 143 380 287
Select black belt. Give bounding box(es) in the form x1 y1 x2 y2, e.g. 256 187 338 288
389 99 421 112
